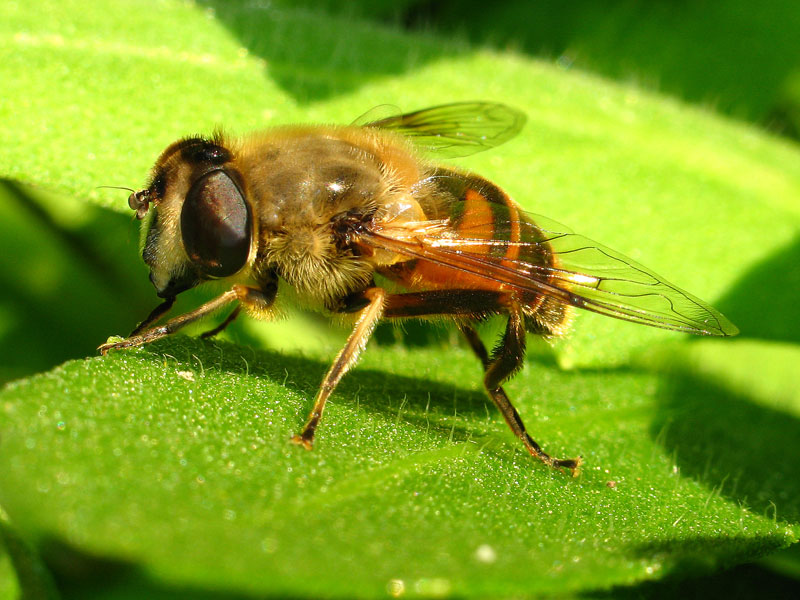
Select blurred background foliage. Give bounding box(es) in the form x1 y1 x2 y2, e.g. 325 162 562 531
309 0 800 134
401 0 800 134
2 0 800 597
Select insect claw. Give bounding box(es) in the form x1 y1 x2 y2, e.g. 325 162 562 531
290 434 314 450
98 341 121 355
551 455 582 477
98 336 143 355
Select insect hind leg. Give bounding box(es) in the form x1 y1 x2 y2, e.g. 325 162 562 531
459 306 581 476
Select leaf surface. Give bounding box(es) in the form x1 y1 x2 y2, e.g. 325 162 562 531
1 0 799 596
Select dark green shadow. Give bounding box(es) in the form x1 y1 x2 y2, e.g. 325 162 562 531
712 236 800 344
43 537 294 600
196 0 462 103
403 0 800 129
0 508 58 600
0 182 154 384
653 372 800 525
584 559 800 600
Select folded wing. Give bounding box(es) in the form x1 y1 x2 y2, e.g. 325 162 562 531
362 204 738 336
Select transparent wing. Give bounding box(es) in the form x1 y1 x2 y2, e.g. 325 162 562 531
362 204 738 336
356 102 527 158
351 104 402 126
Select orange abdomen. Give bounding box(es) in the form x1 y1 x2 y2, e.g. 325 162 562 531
391 170 552 300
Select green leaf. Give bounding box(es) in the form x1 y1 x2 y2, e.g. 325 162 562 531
1 337 797 598
1 0 800 597
0 181 159 384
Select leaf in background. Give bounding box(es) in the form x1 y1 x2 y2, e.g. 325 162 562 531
401 0 800 126
2 1 799 366
0 182 156 383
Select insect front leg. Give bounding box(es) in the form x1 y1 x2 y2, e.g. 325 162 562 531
98 284 274 354
459 305 581 476
291 286 387 450
129 296 176 336
200 272 275 338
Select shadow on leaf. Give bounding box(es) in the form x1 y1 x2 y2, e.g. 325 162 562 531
136 335 518 454
44 538 300 600
585 539 800 599
196 0 461 102
0 508 57 600
714 235 800 344
0 181 153 383
653 372 800 525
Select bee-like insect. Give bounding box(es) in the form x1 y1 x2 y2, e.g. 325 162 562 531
100 102 738 475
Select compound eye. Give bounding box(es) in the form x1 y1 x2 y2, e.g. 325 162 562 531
181 170 250 278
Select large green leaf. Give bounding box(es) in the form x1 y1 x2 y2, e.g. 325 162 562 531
1 0 799 597
2 0 798 366
1 337 797 598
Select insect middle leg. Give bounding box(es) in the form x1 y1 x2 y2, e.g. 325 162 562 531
383 289 580 475
291 286 387 449
200 306 242 339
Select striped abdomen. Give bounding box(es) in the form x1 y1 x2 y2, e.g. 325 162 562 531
380 168 571 335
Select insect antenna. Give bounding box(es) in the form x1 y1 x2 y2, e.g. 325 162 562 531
96 185 136 193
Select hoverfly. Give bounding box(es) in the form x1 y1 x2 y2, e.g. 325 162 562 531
99 102 738 475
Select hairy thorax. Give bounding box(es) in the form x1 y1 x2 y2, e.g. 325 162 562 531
237 131 418 308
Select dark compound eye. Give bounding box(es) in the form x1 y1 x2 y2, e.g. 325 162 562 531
181 170 250 278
